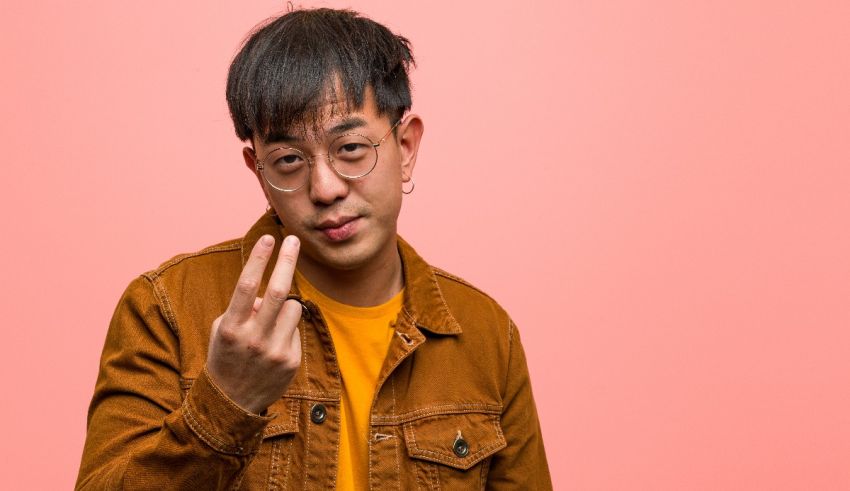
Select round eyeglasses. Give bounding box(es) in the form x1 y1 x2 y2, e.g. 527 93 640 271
256 119 402 192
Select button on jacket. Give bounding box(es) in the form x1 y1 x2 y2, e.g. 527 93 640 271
76 212 552 490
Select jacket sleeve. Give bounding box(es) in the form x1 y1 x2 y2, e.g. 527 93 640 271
486 320 553 490
76 276 274 490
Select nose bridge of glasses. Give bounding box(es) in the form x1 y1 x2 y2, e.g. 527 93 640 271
305 149 349 186
304 150 334 168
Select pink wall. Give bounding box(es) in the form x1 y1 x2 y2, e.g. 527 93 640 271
2 1 849 489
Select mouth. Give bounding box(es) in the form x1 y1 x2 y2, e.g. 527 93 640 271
315 215 360 242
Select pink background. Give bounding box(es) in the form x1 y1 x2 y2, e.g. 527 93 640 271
2 1 849 489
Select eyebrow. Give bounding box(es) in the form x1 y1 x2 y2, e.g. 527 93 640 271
266 117 369 143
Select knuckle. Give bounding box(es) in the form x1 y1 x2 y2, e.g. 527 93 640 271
281 300 304 320
265 351 287 365
251 250 270 261
245 338 266 356
269 351 300 371
266 287 289 302
284 357 301 372
218 312 240 331
236 279 259 295
217 325 239 345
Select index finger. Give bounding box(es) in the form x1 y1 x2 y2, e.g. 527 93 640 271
255 234 300 330
226 234 275 322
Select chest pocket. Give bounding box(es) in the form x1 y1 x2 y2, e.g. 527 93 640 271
402 411 506 488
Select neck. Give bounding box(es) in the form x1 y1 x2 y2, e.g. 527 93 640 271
296 241 404 307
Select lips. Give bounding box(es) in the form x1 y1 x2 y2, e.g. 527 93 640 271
316 216 359 230
316 216 360 242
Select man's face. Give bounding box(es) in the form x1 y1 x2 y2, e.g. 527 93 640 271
244 88 422 275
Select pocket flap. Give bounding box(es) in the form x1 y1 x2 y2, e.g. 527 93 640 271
262 396 300 438
402 412 506 470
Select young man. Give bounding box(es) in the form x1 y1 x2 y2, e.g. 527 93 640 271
77 8 551 490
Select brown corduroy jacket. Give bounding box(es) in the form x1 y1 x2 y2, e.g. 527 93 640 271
76 212 552 490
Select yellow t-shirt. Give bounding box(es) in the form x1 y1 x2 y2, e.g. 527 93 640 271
294 269 403 491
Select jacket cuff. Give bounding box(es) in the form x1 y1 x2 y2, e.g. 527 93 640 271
182 367 275 456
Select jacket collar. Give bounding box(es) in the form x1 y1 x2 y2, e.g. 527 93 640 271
240 211 462 336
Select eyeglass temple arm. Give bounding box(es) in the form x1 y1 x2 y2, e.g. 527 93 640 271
375 116 406 147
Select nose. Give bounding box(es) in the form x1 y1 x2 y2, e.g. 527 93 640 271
308 154 349 205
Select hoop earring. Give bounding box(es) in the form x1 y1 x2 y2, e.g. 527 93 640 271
402 177 416 195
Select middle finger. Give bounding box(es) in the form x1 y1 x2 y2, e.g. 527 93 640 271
255 234 300 331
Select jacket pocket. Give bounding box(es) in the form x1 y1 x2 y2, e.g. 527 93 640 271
261 396 300 438
402 411 506 489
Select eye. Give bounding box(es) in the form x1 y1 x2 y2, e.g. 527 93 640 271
340 142 365 153
332 136 373 162
265 148 306 174
277 154 303 165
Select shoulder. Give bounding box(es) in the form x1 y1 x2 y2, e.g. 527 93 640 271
142 238 243 282
112 239 242 338
126 239 245 328
138 211 281 288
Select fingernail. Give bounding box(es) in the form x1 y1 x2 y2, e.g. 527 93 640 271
284 235 300 248
261 235 274 246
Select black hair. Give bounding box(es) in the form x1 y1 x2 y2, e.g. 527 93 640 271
226 7 415 143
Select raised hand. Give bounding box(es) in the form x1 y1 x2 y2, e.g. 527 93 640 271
205 234 303 414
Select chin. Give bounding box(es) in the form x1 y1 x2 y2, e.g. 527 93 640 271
305 238 379 272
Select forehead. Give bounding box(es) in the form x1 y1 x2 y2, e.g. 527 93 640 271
261 87 384 145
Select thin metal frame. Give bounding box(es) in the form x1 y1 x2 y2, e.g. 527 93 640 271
256 119 402 193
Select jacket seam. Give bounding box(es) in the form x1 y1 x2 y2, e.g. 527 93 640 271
182 397 247 456
267 439 281 490
145 241 242 277
478 455 491 490
504 319 515 405
392 375 401 488
407 442 505 469
145 274 180 338
302 406 312 490
393 426 402 489
283 436 294 490
371 404 503 425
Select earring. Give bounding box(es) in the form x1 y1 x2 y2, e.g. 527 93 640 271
266 203 278 217
402 177 416 195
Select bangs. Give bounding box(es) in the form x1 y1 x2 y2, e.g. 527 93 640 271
226 8 414 143
256 78 357 143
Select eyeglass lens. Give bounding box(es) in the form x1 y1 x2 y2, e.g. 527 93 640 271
260 134 378 191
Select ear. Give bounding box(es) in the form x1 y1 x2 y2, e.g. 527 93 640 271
396 114 424 182
243 145 271 200
242 147 271 208
242 145 258 175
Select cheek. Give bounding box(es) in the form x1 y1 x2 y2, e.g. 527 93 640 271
269 198 306 229
371 160 403 199
359 176 402 216
374 188 404 228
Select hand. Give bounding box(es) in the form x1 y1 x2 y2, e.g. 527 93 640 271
206 234 303 414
